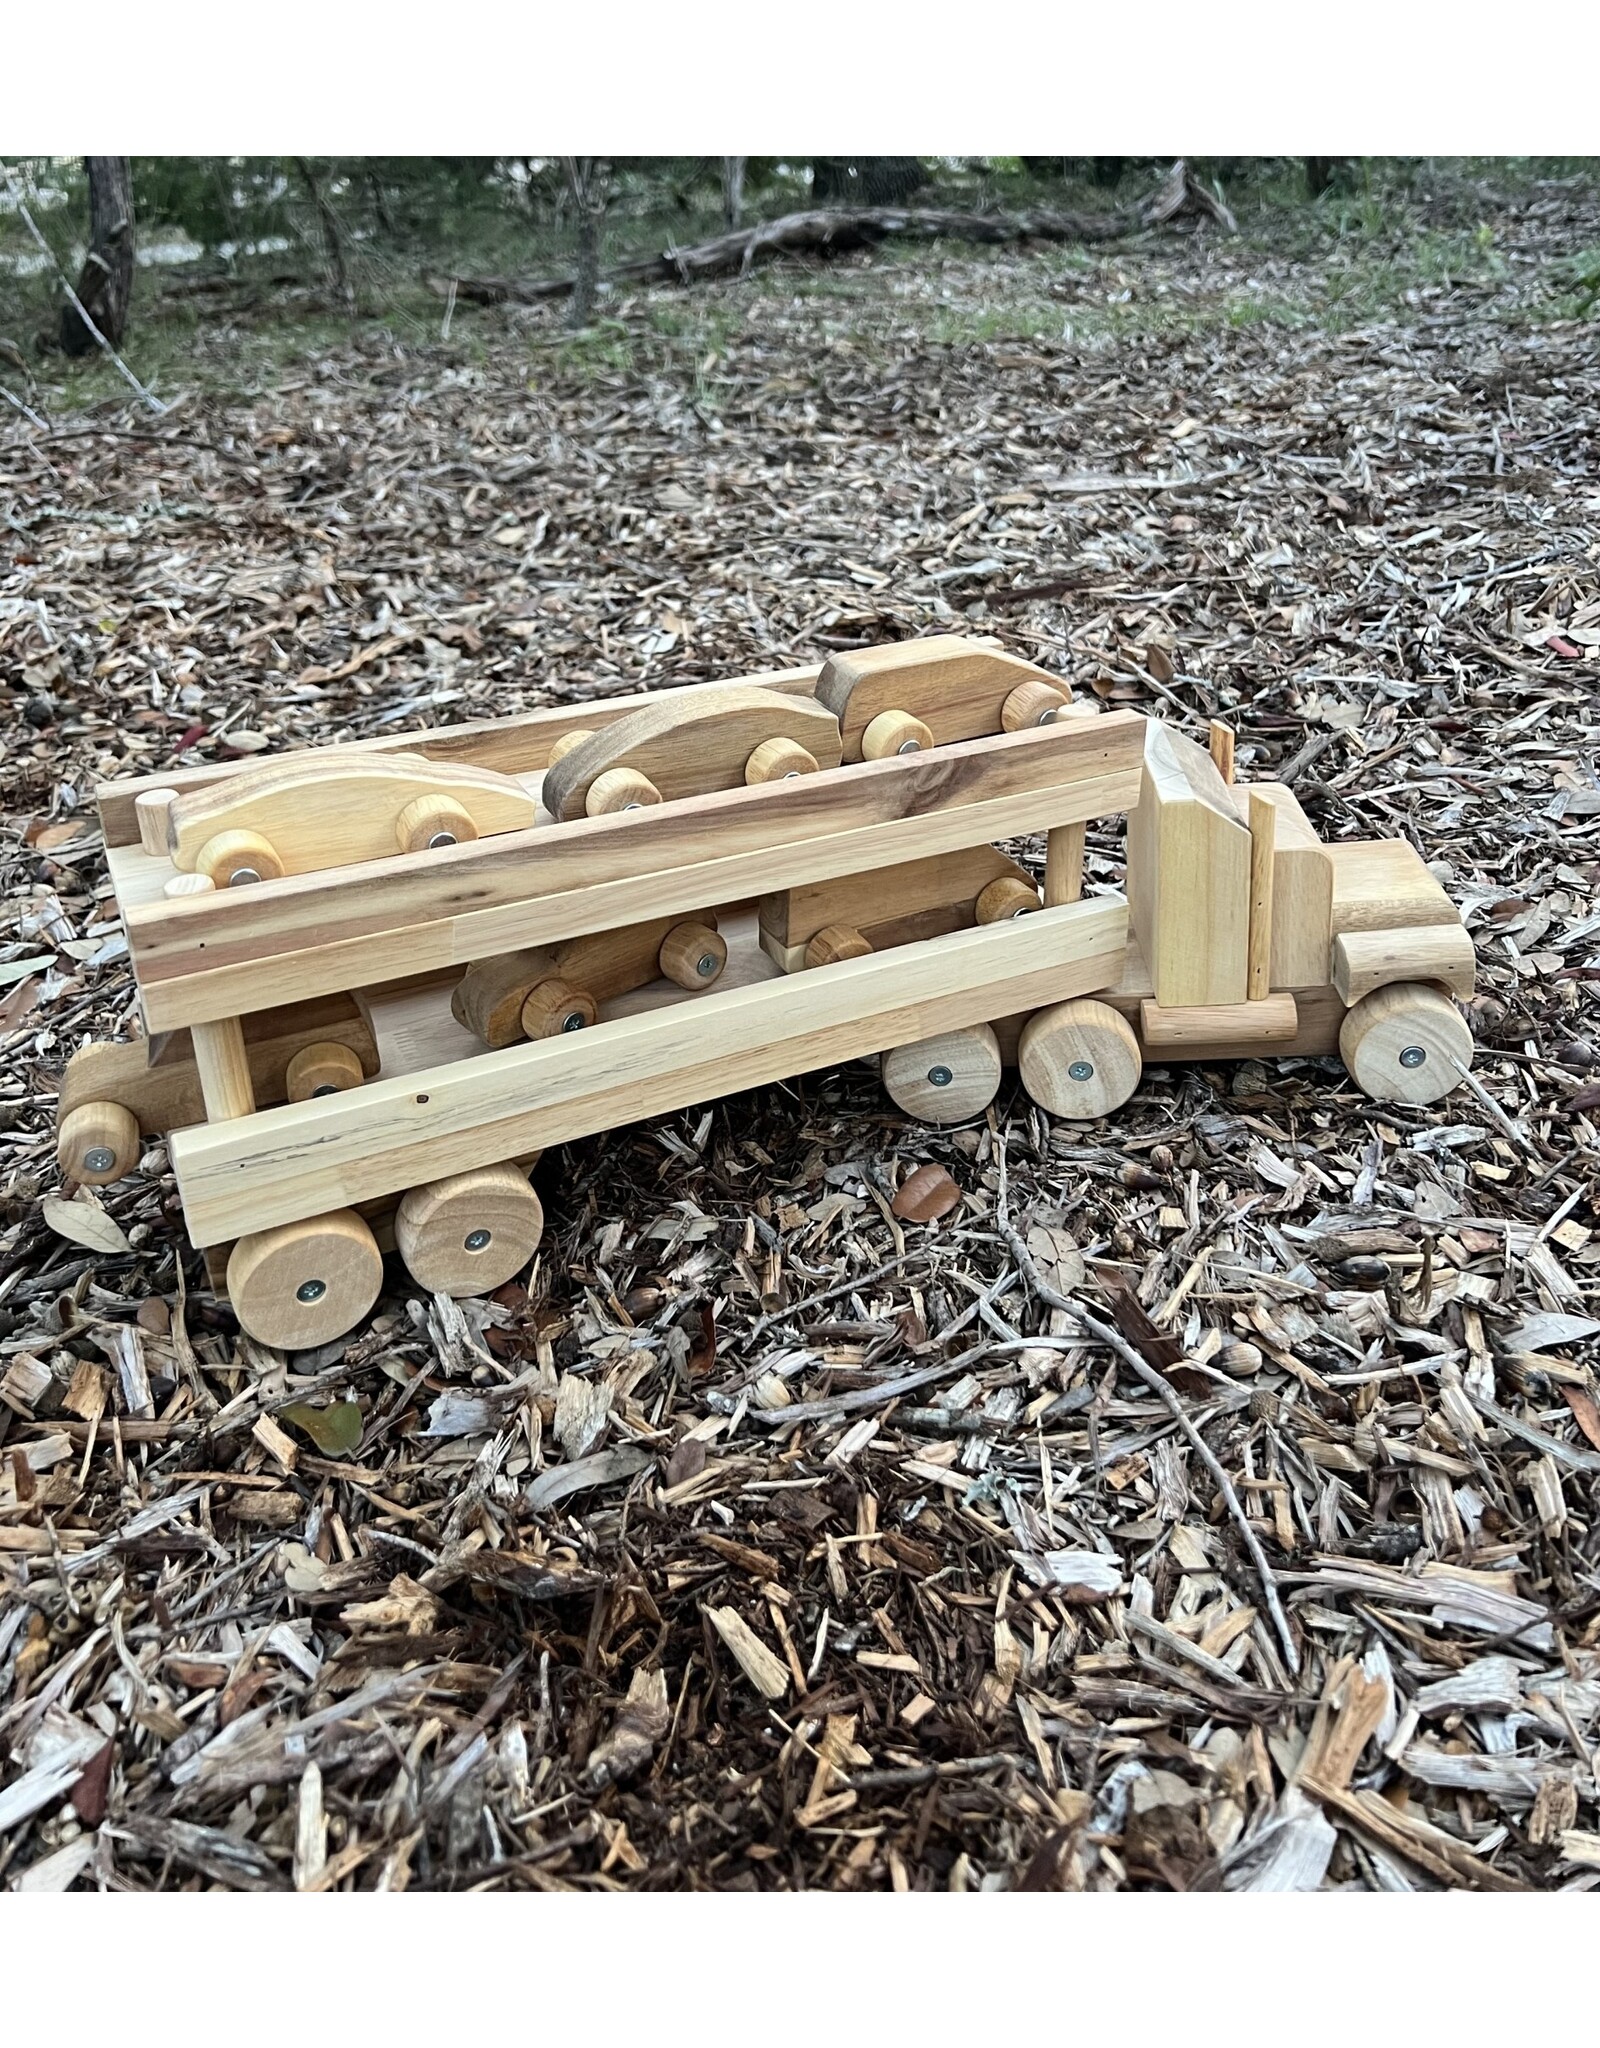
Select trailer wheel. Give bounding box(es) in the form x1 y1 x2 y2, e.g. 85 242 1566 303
396 1163 544 1297
1339 981 1471 1105
285 1041 366 1101
227 1209 382 1350
57 1100 141 1186
883 1024 1002 1123
196 828 283 887
1019 1000 1141 1120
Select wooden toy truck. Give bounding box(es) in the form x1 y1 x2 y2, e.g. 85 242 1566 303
53 638 1476 1353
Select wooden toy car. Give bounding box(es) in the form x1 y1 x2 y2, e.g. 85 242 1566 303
52 637 1475 1353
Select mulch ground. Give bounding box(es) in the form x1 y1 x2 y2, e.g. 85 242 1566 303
4 166 1600 1891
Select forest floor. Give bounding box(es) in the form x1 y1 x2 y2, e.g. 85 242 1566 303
3 162 1600 1892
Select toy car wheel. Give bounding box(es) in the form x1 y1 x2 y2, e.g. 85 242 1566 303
1019 999 1141 1120
1339 981 1472 1106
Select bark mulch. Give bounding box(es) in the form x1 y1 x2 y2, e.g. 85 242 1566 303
4 166 1600 1891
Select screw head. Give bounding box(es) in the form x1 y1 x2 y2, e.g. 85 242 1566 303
697 953 719 978
427 830 457 849
311 1083 341 1097
1399 1045 1427 1069
227 866 261 887
296 1278 327 1305
927 1064 953 1088
464 1228 492 1253
83 1146 116 1174
622 801 644 812
1068 1060 1095 1082
561 1010 587 1032
896 737 923 755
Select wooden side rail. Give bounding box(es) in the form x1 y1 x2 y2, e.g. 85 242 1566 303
168 897 1129 1247
125 711 1147 1033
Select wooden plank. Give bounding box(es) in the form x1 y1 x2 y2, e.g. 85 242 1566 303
95 659 831 848
817 637 1056 761
759 844 1027 950
1044 823 1085 906
1140 993 1298 1050
168 898 1129 1246
541 687 841 821
1332 924 1476 1004
128 712 1147 1033
1126 721 1251 1006
192 1018 254 1120
1247 790 1276 1002
1224 782 1334 990
1328 838 1459 935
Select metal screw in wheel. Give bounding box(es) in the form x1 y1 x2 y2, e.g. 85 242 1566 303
83 1147 116 1174
697 954 719 978
928 1065 953 1087
562 1011 587 1032
297 1279 327 1304
1399 1045 1427 1068
1068 1060 1095 1082
464 1229 492 1252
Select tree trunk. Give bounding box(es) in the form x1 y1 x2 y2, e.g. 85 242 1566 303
721 156 746 230
60 156 134 357
565 158 607 330
294 158 354 307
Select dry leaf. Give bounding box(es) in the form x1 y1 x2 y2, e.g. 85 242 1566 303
280 1401 363 1456
892 1163 961 1222
1025 1224 1085 1294
41 1194 131 1255
1561 1385 1600 1455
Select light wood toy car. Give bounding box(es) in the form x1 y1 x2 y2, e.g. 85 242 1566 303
54 636 1476 1352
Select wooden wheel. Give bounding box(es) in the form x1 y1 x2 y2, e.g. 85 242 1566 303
547 728 594 768
285 1040 365 1102
1339 981 1472 1105
745 736 820 783
883 1025 1002 1123
521 977 597 1039
586 767 662 816
804 924 873 969
1019 1000 1141 1120
396 1163 544 1297
395 794 478 853
861 710 934 760
975 875 1040 923
57 1100 140 1186
1001 679 1070 730
227 1209 382 1350
659 921 727 990
196 829 283 888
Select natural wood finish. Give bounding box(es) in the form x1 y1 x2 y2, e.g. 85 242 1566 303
1208 720 1236 785
98 657 846 847
1019 1000 1142 1119
135 788 177 857
1044 823 1085 906
197 829 285 889
57 1100 141 1185
975 876 1039 923
882 1025 1001 1122
585 767 662 815
1339 981 1473 1105
1001 679 1071 731
658 921 727 990
542 686 841 822
192 1018 255 1121
285 1041 366 1102
817 637 1058 761
1223 782 1334 989
452 916 720 1047
394 1163 544 1297
1332 923 1476 1004
170 751 538 878
169 898 1130 1247
56 993 379 1138
862 709 933 759
226 1209 383 1350
1126 721 1251 1007
1328 839 1460 936
164 871 215 899
129 713 1147 1033
760 845 1029 951
804 925 873 969
1247 789 1276 1002
546 728 594 768
1141 993 1298 1049
395 794 477 854
521 978 597 1039
745 737 819 784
